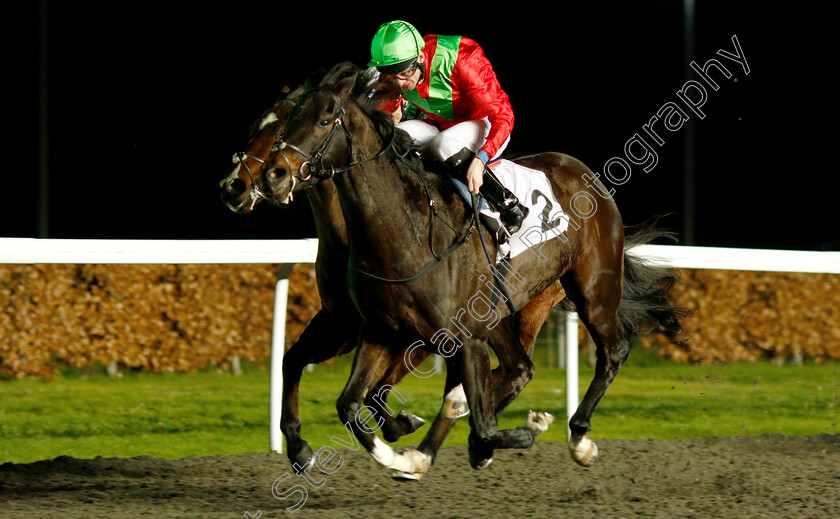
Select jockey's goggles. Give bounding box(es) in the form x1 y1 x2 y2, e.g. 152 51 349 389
378 59 419 80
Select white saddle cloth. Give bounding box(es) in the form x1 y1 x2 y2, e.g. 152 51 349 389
451 159 569 262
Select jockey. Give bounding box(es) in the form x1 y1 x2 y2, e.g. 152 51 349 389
369 20 529 239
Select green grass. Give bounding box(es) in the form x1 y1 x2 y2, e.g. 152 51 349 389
1 350 838 464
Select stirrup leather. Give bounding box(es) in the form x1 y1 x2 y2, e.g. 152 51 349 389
444 148 528 239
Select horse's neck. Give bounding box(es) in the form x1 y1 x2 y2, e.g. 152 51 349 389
331 103 465 267
332 152 453 266
308 181 349 250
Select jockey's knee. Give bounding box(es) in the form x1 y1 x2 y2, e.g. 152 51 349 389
430 133 479 164
396 120 438 149
443 147 475 171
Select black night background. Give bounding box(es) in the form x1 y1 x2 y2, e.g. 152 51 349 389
18 1 839 251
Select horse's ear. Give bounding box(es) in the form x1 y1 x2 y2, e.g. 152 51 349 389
361 67 379 89
286 86 304 100
335 73 359 100
318 61 362 88
348 67 380 99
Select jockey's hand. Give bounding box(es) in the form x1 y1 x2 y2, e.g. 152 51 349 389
466 157 485 194
391 100 406 125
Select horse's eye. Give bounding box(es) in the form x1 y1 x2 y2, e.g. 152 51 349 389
319 119 330 128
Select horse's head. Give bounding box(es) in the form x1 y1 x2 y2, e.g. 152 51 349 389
260 64 402 205
219 95 298 213
260 90 347 204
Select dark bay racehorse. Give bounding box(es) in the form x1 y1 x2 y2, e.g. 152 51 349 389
260 66 686 476
219 65 562 479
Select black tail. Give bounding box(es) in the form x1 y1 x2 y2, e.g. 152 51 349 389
554 218 689 344
615 220 689 346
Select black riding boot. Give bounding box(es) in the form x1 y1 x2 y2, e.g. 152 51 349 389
444 148 529 241
479 167 529 237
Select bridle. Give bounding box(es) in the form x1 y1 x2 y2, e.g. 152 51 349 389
227 152 267 212
266 83 509 305
270 87 395 188
224 98 301 212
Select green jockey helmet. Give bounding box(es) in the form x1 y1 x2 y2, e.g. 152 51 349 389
368 20 425 70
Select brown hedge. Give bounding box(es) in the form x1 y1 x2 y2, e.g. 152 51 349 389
2 264 838 378
0 264 319 379
640 269 840 364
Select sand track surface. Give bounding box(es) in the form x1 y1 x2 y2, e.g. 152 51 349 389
2 435 838 518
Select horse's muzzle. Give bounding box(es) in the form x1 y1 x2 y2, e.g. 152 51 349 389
261 163 296 206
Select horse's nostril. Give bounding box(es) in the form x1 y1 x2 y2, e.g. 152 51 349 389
269 168 286 180
229 178 247 194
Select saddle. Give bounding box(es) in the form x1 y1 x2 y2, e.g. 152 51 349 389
443 148 529 246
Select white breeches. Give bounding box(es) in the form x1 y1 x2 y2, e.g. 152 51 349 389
396 118 509 163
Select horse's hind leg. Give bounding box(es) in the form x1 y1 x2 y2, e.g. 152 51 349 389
560 260 626 467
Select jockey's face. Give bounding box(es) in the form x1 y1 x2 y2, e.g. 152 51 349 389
386 53 425 91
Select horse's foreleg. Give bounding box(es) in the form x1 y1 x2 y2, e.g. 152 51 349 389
499 283 565 435
386 350 475 481
458 338 537 470
336 339 431 476
369 392 428 443
281 309 355 471
471 282 566 419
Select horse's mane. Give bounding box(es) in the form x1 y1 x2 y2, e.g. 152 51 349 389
347 69 422 170
247 63 361 136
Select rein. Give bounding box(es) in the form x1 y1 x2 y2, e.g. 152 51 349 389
349 193 478 285
273 88 396 186
227 98 300 212
230 152 266 212
277 83 482 287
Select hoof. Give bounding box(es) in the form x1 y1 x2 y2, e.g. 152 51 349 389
391 470 423 481
401 447 431 473
442 384 469 419
288 442 314 473
442 400 470 419
569 436 599 467
389 447 431 480
471 457 493 470
371 437 432 475
397 410 427 433
468 431 494 470
525 410 555 437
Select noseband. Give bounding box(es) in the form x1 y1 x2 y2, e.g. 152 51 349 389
228 152 267 212
272 87 395 187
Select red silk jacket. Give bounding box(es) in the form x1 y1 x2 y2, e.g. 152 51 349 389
394 34 515 163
